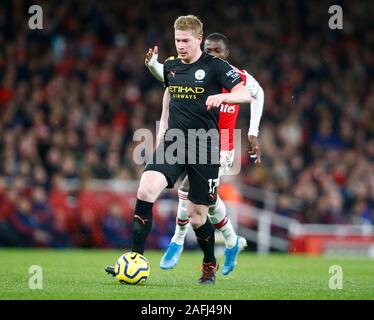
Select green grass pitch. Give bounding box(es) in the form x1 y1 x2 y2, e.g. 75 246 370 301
0 249 373 300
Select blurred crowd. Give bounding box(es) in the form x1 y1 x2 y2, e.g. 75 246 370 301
0 0 373 247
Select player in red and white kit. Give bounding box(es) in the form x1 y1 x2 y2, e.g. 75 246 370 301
145 33 264 275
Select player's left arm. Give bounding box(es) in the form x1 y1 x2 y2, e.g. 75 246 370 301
206 83 253 109
206 59 253 109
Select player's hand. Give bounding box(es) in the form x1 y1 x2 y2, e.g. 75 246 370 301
206 94 224 110
248 135 262 164
145 46 158 66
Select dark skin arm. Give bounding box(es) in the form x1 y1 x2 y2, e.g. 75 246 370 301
248 135 261 164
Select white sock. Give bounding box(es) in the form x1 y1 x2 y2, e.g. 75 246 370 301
170 189 190 245
208 196 237 248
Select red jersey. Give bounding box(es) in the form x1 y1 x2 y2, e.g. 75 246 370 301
219 66 251 151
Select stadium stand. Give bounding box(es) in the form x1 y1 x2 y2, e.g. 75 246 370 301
0 1 373 249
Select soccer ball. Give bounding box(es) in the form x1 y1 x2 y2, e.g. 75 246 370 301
114 252 150 285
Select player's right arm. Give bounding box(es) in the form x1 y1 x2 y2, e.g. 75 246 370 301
145 46 164 82
242 71 264 164
247 85 264 164
156 88 170 147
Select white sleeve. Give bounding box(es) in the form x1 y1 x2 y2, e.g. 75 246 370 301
243 71 260 97
248 82 264 137
145 54 164 82
237 70 264 136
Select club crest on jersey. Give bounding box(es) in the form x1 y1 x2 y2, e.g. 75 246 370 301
170 70 176 77
195 69 205 80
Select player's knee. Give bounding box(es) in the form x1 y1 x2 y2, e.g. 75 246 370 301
186 198 209 228
189 214 205 229
188 207 207 228
137 171 167 202
137 184 156 202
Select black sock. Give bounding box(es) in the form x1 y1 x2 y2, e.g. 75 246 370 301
132 199 153 254
193 218 216 263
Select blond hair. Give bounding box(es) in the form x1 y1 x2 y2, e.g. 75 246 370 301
174 15 203 37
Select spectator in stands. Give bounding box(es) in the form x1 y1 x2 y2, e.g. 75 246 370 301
9 195 51 247
100 202 131 248
0 1 373 250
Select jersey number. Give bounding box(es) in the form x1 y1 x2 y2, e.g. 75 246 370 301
208 178 219 194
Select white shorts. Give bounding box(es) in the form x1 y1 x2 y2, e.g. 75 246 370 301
218 150 235 178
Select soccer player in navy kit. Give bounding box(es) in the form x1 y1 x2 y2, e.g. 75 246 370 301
107 15 252 284
145 33 264 275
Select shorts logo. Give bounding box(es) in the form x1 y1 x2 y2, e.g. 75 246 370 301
195 69 205 80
